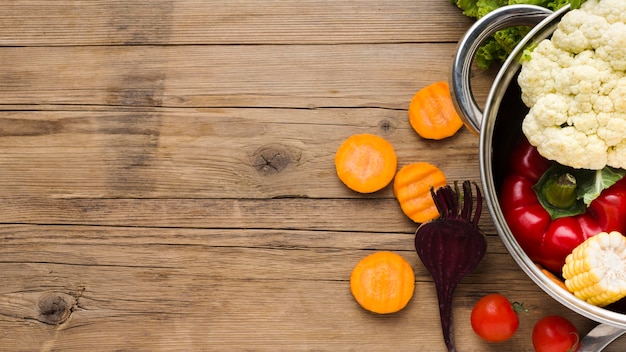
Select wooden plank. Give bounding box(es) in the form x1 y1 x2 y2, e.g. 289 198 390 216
0 225 606 351
0 109 482 200
0 0 474 46
0 44 495 108
0 198 500 235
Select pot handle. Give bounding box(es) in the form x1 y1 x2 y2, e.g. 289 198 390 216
450 5 553 134
578 323 626 352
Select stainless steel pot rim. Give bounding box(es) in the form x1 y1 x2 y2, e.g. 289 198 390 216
453 3 626 329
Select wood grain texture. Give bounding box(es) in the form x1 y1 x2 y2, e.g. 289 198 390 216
0 44 495 108
0 0 474 46
1 0 625 351
0 225 600 351
0 109 481 199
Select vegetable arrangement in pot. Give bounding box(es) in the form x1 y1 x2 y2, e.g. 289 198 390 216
500 137 626 275
500 0 626 309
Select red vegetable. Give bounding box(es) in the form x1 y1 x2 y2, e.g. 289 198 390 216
470 293 522 343
532 315 579 352
415 181 486 352
499 138 626 274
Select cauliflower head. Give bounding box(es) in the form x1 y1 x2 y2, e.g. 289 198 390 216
518 0 626 170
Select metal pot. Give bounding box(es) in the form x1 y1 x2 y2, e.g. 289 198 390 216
450 4 626 350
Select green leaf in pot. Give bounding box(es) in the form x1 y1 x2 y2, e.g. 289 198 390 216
451 0 572 69
533 165 626 219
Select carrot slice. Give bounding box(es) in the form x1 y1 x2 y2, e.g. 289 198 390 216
350 251 415 314
393 162 447 223
334 134 397 193
408 81 463 140
536 263 569 292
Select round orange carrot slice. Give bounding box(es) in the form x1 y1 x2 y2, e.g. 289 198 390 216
409 81 464 140
334 134 397 193
350 251 415 314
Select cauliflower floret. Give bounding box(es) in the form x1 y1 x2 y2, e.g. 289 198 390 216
525 124 608 170
593 95 614 112
608 78 626 111
581 15 611 49
580 0 600 12
518 41 568 106
521 112 548 147
570 95 594 116
570 111 599 134
596 56 624 94
552 11 593 53
518 57 558 106
608 141 626 169
529 94 570 126
518 0 626 170
553 63 601 96
596 23 626 71
587 0 626 24
597 112 626 146
551 1 612 52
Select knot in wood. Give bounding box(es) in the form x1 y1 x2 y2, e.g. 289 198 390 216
37 293 72 325
252 145 291 175
378 119 395 134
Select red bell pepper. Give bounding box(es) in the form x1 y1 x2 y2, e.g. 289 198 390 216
499 138 626 274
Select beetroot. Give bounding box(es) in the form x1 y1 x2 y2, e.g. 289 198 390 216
414 181 487 352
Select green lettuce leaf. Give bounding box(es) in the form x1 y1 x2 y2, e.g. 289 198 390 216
455 0 481 18
451 0 573 68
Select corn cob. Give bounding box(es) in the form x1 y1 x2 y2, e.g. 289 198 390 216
562 231 626 307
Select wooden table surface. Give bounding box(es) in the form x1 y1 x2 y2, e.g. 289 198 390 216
1 1 625 351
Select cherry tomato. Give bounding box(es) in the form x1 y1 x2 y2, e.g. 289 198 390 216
532 315 579 352
470 293 520 342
